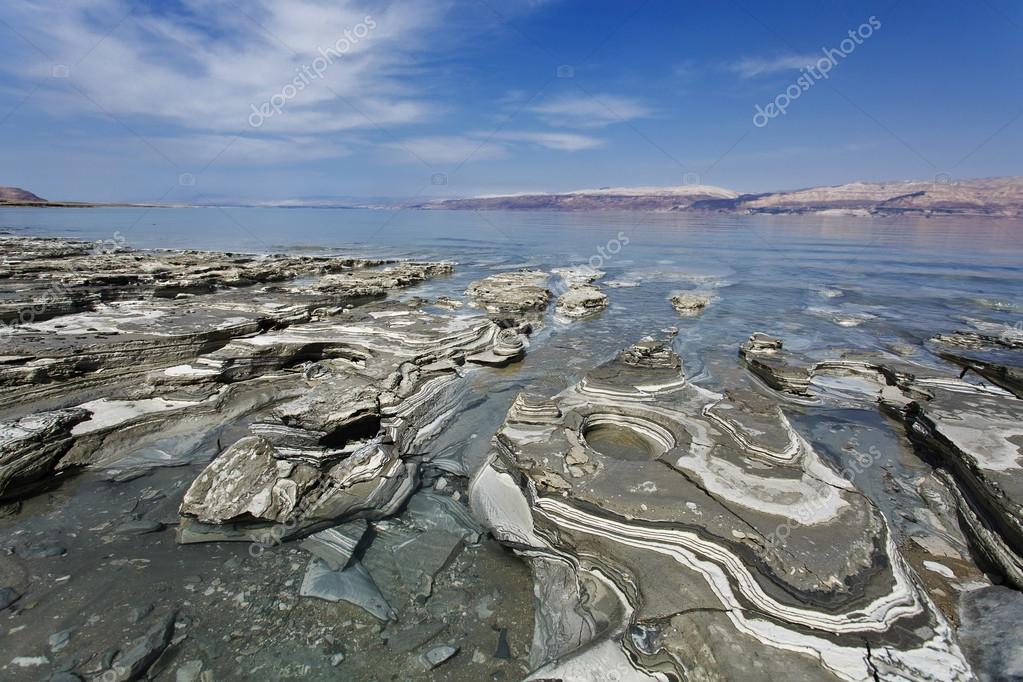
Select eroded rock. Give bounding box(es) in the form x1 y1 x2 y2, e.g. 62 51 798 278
471 338 971 681
555 285 608 319
467 270 551 314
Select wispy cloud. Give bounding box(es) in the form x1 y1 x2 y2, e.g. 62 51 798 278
1 1 445 147
490 130 603 151
727 54 818 79
386 136 508 164
527 94 653 128
388 129 602 164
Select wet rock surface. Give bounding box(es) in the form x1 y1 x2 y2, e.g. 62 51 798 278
468 334 1020 681
466 270 551 315
555 284 608 319
669 291 711 315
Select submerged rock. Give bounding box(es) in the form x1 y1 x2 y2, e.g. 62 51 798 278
669 292 711 315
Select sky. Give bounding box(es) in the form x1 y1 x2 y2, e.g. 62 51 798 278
0 0 1021 204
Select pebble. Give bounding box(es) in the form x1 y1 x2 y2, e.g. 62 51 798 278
49 628 73 652
12 656 49 667
114 520 165 536
17 543 66 558
175 659 204 682
422 644 459 669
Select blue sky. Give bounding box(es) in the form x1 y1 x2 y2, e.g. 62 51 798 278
0 0 1021 203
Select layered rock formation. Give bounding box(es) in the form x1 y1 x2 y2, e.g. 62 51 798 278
467 269 552 315
177 310 507 544
471 338 970 681
739 330 1023 594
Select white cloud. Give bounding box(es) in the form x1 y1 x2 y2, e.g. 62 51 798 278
387 136 508 164
1 0 445 139
727 54 818 79
490 131 603 151
527 94 653 128
388 129 602 165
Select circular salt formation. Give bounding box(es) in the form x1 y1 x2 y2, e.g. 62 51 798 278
580 414 674 461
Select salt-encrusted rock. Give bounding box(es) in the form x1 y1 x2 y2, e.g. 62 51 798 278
555 284 608 319
311 262 453 298
669 292 711 315
0 408 90 499
887 378 1023 588
928 330 1023 398
300 520 369 570
471 338 971 681
466 327 528 367
740 334 1023 597
0 235 394 326
739 332 811 394
178 310 508 541
466 270 551 314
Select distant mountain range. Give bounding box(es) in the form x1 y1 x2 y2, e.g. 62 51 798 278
4 177 1023 216
417 177 1023 217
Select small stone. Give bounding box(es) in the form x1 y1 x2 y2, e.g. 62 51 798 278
422 644 459 669
493 627 511 659
330 652 345 666
49 628 73 652
175 659 203 682
17 543 66 558
0 586 19 610
114 519 164 536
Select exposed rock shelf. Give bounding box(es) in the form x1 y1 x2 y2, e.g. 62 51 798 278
470 338 971 681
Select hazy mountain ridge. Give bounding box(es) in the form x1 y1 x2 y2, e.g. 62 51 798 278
421 177 1023 217
0 187 46 203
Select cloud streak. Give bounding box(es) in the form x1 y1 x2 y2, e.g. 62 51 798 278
727 54 818 79
527 94 653 128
